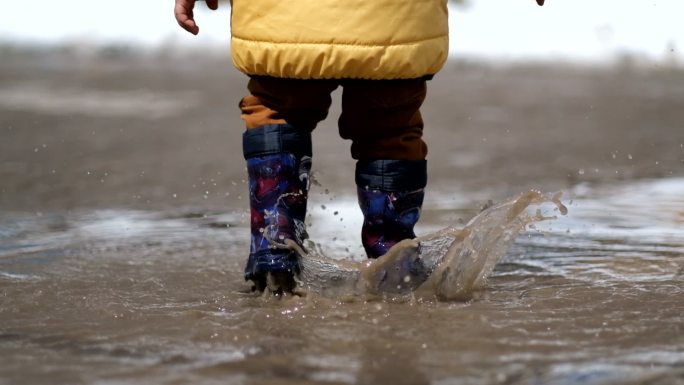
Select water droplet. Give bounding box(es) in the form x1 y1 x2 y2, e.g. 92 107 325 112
628 154 633 160
578 169 585 175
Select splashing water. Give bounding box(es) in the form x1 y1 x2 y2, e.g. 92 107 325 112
4 179 684 385
295 191 567 300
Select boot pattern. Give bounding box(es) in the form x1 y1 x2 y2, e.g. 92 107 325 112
248 153 309 251
358 188 425 259
245 153 310 279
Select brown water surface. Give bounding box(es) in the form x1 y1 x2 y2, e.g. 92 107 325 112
1 48 684 384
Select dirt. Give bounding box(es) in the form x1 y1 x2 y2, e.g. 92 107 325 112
1 47 683 212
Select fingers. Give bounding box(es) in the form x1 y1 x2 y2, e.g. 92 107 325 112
179 18 199 35
174 0 199 35
176 15 199 35
206 0 219 10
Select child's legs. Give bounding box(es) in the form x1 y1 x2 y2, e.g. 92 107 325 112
239 76 338 288
338 79 427 160
241 76 338 131
339 79 428 258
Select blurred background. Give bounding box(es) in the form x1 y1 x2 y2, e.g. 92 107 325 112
2 0 683 63
1 0 683 212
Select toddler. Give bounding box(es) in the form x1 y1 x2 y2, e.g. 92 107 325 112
174 0 544 293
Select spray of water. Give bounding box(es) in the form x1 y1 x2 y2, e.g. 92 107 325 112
276 191 567 300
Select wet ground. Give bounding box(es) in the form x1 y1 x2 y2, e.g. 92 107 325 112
1 47 684 384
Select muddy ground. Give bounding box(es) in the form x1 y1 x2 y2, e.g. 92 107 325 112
1 47 683 212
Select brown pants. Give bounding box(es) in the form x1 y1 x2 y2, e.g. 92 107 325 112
239 76 428 160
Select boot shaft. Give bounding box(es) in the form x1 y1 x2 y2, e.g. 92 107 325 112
243 124 312 282
358 186 425 259
356 159 427 259
247 153 309 252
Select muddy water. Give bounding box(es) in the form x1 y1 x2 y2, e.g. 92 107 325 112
1 178 683 385
2 49 684 384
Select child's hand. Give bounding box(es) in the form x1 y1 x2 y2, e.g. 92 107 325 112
536 0 545 5
175 0 219 35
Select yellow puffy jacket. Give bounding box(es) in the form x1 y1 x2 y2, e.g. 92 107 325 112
230 0 449 80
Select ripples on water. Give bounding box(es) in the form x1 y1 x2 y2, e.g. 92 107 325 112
1 178 683 384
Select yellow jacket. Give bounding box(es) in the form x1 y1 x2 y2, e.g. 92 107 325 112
230 0 449 80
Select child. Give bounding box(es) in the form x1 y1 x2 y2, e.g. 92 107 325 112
174 0 545 293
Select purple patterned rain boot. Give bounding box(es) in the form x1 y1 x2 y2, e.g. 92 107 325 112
356 159 427 259
242 124 312 293
356 159 430 290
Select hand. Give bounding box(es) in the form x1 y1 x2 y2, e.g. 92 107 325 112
536 0 545 5
174 0 219 35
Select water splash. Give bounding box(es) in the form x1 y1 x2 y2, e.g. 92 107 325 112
296 191 567 300
414 191 566 300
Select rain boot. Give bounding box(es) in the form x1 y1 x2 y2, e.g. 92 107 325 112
243 124 312 293
356 159 427 259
